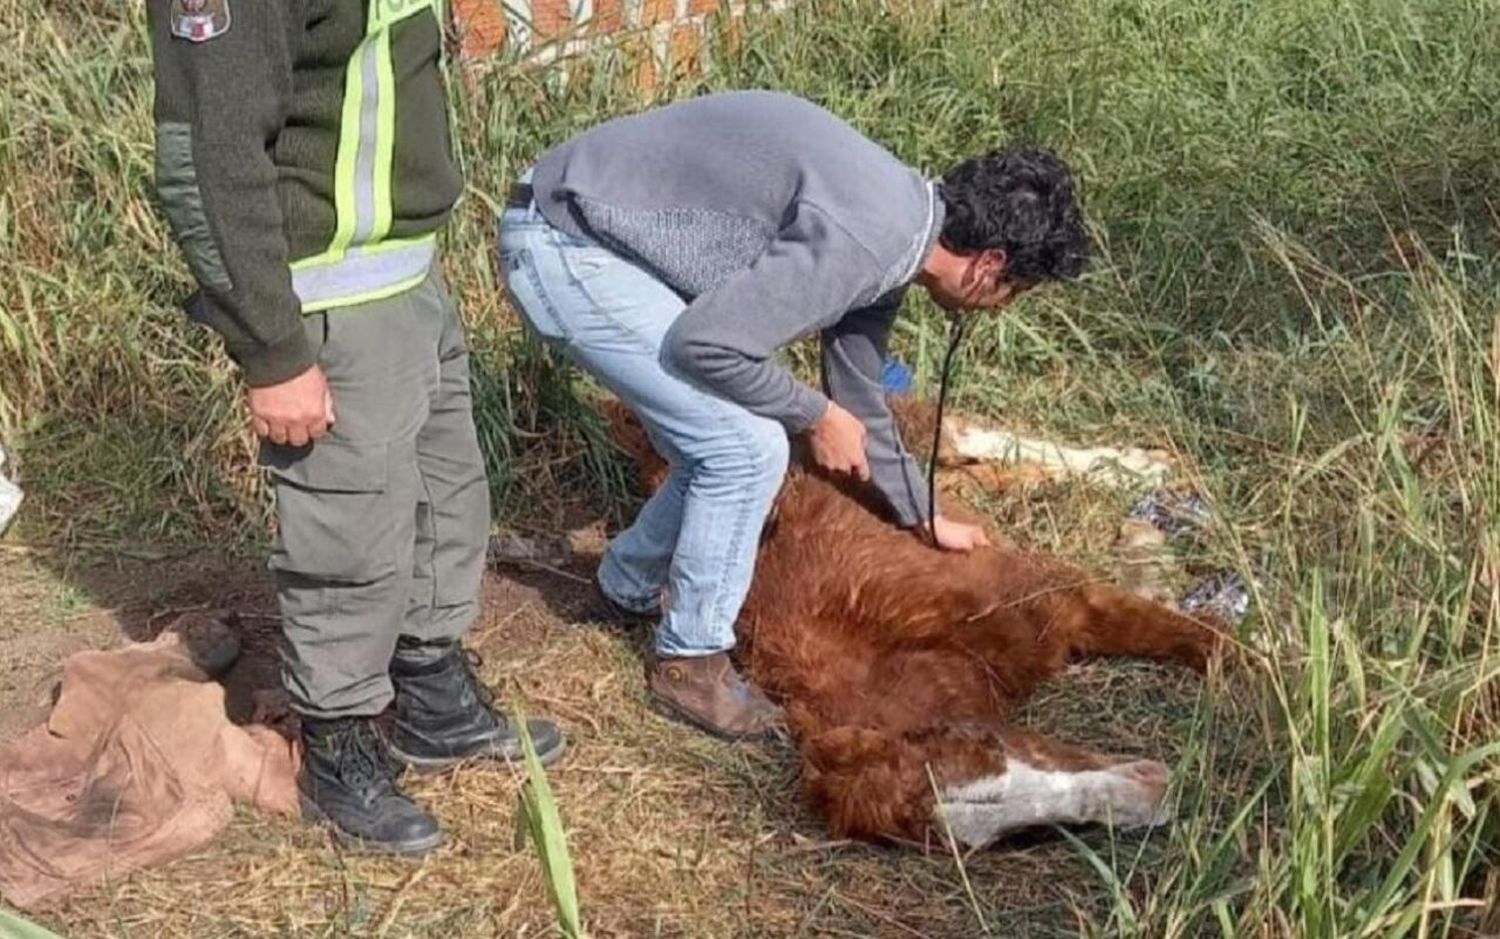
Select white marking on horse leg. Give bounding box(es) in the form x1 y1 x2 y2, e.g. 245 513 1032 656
936 758 1172 849
943 418 1174 486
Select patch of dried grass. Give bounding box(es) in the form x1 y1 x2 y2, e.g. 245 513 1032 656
31 483 1220 938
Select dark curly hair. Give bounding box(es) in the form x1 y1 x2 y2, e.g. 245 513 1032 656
937 147 1089 282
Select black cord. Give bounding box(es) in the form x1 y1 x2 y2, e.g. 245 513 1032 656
928 315 968 546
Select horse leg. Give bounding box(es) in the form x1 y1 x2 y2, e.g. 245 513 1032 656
1052 583 1228 671
797 721 1170 848
934 725 1171 848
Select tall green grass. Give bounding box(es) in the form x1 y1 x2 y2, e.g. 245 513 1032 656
3 0 1498 933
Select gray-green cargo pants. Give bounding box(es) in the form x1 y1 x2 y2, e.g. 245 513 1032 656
259 266 491 719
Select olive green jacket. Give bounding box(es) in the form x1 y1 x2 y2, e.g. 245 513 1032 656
147 0 463 386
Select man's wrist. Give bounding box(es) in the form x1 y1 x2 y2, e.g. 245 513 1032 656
235 328 316 388
787 388 832 434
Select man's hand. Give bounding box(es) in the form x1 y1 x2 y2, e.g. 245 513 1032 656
930 514 992 552
248 365 335 447
807 401 870 481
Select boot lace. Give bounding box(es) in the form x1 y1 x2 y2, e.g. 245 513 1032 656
458 648 502 718
334 720 398 793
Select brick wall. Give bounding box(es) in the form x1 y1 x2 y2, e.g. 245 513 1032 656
451 0 771 85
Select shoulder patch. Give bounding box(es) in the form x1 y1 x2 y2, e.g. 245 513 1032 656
169 0 231 42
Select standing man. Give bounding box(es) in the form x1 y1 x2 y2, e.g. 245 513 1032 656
498 90 1088 742
147 0 566 856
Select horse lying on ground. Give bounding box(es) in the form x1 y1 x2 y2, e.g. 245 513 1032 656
601 397 1228 849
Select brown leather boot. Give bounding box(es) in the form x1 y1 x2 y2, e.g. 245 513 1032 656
647 652 784 741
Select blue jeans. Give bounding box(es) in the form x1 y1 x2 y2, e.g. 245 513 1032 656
496 182 790 658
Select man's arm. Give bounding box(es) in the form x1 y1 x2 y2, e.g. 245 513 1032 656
660 202 885 434
146 1 309 388
820 295 931 527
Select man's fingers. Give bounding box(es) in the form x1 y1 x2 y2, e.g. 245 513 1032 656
258 417 328 447
252 417 272 439
855 460 871 482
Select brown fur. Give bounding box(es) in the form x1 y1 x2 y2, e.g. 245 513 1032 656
599 398 1226 844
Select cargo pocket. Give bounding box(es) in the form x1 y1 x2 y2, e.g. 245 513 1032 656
261 436 399 584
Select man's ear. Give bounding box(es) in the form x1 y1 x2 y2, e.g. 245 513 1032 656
974 248 1009 284
959 248 1002 287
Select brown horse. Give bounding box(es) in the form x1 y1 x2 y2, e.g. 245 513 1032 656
601 397 1227 848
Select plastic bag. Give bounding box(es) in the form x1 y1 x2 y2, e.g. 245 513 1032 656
0 442 21 537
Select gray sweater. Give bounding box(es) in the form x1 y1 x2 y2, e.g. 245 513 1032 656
531 90 943 526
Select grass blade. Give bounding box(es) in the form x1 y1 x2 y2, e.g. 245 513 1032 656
0 908 66 939
512 705 583 939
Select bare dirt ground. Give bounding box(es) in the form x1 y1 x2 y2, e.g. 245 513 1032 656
2 507 1216 937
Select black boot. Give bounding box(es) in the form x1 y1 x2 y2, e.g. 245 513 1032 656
298 716 443 856
388 640 567 774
